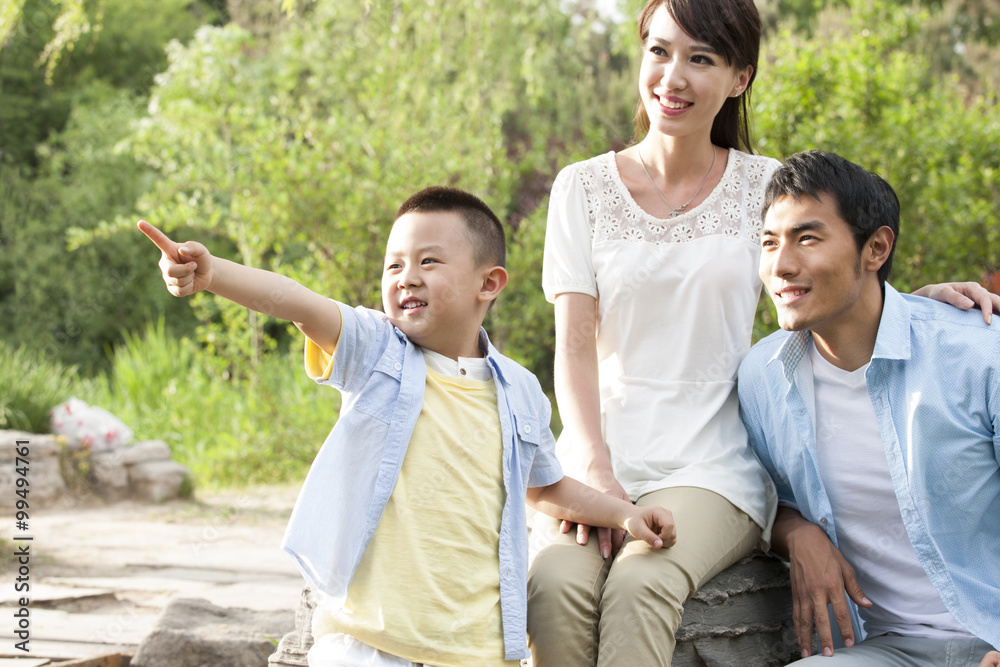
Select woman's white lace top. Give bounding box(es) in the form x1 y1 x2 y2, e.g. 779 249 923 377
542 149 780 531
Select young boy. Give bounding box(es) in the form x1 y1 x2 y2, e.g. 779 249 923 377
139 186 676 667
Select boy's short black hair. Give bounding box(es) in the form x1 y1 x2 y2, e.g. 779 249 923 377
762 149 900 286
395 186 506 268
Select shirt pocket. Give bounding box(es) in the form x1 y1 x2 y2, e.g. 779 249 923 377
511 409 544 481
350 353 404 424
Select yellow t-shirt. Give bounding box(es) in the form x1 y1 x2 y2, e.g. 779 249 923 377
313 355 515 667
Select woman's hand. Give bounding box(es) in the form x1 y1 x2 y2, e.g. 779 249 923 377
913 282 1000 324
560 465 631 559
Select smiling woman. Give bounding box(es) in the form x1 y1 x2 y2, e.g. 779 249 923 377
524 0 997 665
526 2 780 664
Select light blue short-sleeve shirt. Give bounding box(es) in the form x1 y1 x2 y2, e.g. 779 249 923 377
739 285 1000 648
282 303 562 660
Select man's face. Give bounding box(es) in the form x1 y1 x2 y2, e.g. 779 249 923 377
381 211 487 359
759 193 869 336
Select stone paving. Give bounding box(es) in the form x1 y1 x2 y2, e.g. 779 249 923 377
0 485 304 663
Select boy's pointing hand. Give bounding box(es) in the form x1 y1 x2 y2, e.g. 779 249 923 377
624 506 676 549
138 220 214 297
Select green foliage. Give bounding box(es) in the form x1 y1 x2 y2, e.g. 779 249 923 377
755 0 999 311
0 0 219 373
0 339 83 433
487 200 556 384
0 0 70 168
0 82 198 373
90 319 336 487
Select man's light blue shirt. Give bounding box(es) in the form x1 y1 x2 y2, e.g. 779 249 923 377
282 303 563 661
738 285 1000 649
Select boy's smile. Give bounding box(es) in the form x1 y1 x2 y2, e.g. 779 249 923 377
382 211 501 360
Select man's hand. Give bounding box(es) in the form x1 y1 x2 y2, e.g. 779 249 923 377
560 465 630 559
913 282 1000 325
622 505 676 549
773 509 872 659
979 651 1000 667
138 220 214 297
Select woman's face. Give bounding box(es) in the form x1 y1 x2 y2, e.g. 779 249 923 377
638 4 751 142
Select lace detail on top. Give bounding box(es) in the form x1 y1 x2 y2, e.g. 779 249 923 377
579 150 778 247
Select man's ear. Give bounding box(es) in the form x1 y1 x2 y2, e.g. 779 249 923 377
864 226 895 274
479 266 509 303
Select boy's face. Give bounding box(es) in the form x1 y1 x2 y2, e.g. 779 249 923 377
382 211 493 359
759 193 870 336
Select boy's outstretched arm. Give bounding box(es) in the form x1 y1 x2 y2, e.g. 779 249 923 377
526 477 676 554
138 220 342 355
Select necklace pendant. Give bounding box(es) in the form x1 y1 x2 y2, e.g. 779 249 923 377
669 211 678 219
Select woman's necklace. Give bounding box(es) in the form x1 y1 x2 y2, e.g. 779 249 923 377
638 146 717 219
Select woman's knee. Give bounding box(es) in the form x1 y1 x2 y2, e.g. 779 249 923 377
528 543 607 614
601 548 691 614
528 543 608 666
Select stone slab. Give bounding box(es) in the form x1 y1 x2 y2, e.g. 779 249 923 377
117 442 171 467
0 583 115 607
0 606 157 646
131 597 294 667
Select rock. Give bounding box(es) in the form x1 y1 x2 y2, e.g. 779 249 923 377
89 449 131 501
118 440 173 466
132 597 295 667
128 460 191 503
268 586 317 666
0 430 66 507
673 552 798 666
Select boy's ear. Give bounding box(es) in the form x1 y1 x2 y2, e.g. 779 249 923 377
478 266 509 303
863 226 895 274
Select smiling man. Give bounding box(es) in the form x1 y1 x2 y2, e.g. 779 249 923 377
737 150 1000 666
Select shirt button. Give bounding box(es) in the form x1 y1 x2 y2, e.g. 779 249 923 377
460 368 467 376
394 362 402 371
524 425 532 434
820 517 828 525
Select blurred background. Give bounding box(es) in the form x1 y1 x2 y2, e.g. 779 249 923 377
1 0 997 489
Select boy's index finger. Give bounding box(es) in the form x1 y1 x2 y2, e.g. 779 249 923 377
137 220 179 259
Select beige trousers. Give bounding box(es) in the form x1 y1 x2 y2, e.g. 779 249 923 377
526 486 760 667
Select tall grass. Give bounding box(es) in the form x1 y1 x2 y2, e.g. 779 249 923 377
90 319 339 488
0 340 85 433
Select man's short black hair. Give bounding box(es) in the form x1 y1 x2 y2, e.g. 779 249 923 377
395 186 506 268
762 149 900 286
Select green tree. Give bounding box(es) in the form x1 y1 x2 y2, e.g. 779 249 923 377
0 0 222 371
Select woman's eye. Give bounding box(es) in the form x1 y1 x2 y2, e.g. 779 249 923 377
421 258 439 264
